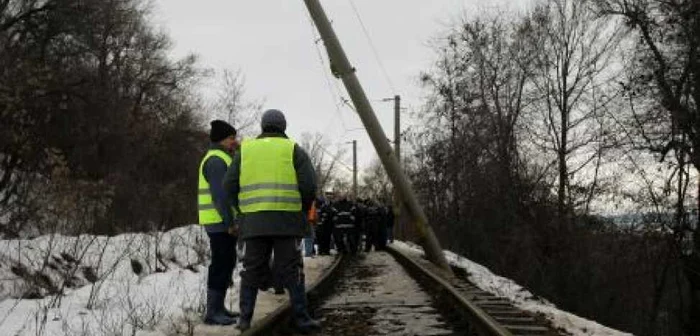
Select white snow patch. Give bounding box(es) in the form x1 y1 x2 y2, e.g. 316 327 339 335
0 225 335 336
0 225 213 336
392 241 634 336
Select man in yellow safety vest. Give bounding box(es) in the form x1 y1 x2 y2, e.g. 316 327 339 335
197 120 239 325
224 109 320 332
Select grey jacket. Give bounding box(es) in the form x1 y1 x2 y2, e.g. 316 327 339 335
223 132 317 239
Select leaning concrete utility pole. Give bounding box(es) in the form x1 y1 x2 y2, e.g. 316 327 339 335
303 0 452 274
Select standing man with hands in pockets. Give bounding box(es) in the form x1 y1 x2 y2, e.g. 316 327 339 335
197 120 240 325
224 109 320 333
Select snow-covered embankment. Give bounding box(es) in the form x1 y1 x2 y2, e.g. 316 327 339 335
392 241 634 336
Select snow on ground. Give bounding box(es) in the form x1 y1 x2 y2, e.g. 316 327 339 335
0 226 634 336
0 225 334 336
0 225 211 336
392 241 634 336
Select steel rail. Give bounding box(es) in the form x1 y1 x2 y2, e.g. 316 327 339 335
386 245 515 336
248 246 551 336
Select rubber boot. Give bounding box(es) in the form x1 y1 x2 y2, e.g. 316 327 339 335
287 283 321 334
236 285 258 331
204 289 237 325
220 288 240 318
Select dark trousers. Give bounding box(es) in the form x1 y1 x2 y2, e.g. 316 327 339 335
333 227 358 254
207 232 237 291
375 221 387 250
239 237 304 289
316 224 332 254
364 222 377 252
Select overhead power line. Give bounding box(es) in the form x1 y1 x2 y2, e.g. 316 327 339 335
306 13 352 133
348 0 397 94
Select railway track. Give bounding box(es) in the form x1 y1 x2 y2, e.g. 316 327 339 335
243 245 563 336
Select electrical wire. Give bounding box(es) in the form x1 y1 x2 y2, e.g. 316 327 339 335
307 13 352 134
307 11 371 151
347 0 397 94
318 143 354 172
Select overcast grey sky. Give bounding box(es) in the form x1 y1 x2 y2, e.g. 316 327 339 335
153 0 531 172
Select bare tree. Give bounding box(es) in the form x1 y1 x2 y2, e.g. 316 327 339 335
411 1 692 334
1 0 207 235
360 158 391 202
417 9 548 250
594 0 700 333
526 0 623 228
0 0 60 221
459 11 539 227
213 69 263 136
298 132 346 193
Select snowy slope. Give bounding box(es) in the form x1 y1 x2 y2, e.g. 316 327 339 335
0 225 332 336
0 225 214 336
393 241 634 336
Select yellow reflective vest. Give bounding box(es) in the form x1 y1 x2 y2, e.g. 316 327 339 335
239 138 302 213
198 149 234 225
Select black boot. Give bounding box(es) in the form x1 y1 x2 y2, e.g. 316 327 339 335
273 275 285 295
223 308 240 318
220 289 240 318
204 289 237 325
236 285 258 331
287 282 321 334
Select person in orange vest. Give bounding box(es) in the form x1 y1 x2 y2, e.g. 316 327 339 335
304 199 318 257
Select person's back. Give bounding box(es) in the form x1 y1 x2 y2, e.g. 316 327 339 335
316 197 333 255
386 205 395 243
375 205 389 250
332 198 358 254
364 203 381 252
333 199 356 228
224 109 320 333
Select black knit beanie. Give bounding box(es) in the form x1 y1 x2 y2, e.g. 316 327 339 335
209 120 237 142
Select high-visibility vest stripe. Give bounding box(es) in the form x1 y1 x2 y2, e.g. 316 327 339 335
198 204 217 211
336 224 355 228
239 196 302 207
240 183 299 193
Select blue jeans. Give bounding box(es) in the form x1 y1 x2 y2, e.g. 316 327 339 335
303 231 315 257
